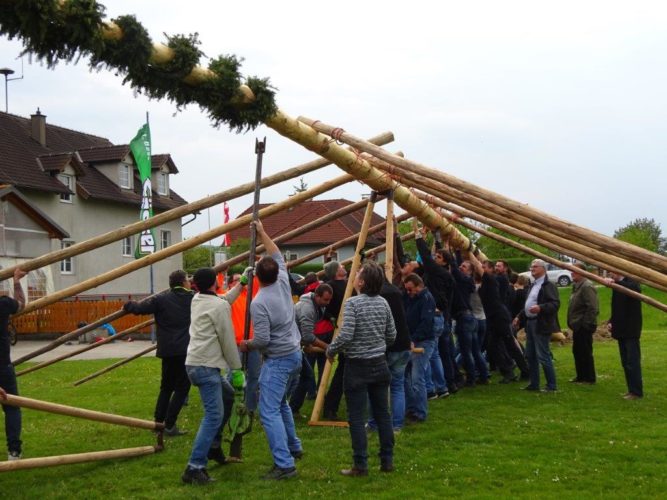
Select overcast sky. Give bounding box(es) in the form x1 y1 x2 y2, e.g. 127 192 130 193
1 0 665 247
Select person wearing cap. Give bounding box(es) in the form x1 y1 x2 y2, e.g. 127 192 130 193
567 263 599 384
181 267 244 485
239 220 303 480
606 271 643 400
513 259 560 392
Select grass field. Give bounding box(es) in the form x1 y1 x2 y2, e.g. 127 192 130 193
2 289 666 499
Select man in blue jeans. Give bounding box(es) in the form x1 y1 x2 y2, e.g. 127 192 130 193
0 268 27 461
240 220 303 480
402 273 436 423
182 267 244 485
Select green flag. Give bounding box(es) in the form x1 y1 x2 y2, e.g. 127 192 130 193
130 123 156 258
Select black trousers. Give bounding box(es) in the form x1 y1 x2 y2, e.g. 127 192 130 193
289 353 315 413
572 326 596 382
343 357 393 469
487 319 515 377
154 355 191 428
504 326 529 376
618 338 643 397
323 354 345 417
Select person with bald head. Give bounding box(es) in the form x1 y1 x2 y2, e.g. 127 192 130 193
513 259 560 392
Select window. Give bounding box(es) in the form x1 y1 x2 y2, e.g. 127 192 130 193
285 251 298 261
157 172 169 195
160 230 171 249
122 236 132 257
60 240 74 274
324 251 339 263
119 164 132 189
58 174 73 202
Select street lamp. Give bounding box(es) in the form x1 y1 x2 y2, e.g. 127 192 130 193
0 66 22 113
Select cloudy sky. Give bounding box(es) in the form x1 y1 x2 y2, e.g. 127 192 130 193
1 0 665 247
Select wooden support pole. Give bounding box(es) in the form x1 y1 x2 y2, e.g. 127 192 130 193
411 188 667 293
298 116 667 274
73 345 158 386
309 193 379 426
380 162 667 291
0 132 394 282
14 195 371 366
265 111 485 260
0 394 163 431
384 191 395 281
17 174 353 317
0 446 158 473
438 210 667 313
17 320 154 377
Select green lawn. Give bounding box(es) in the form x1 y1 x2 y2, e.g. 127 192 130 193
2 291 666 499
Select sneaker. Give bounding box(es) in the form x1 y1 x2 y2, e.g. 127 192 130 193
623 393 642 400
8 451 21 461
165 425 188 437
262 465 297 480
569 377 581 383
427 392 438 401
499 375 518 384
393 427 402 434
437 391 450 399
182 466 215 485
541 387 557 393
290 449 304 460
207 446 228 465
340 467 368 477
522 385 540 391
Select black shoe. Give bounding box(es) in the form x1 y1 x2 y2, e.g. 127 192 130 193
262 465 297 480
541 387 557 393
436 390 450 399
519 372 530 381
405 414 425 425
323 411 340 421
291 449 304 460
340 467 369 477
207 446 228 465
427 392 438 400
182 466 215 485
522 385 540 391
476 378 490 385
165 425 187 437
499 375 519 384
380 461 394 473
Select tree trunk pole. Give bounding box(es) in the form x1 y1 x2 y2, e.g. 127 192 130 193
265 111 485 260
0 132 393 281
73 345 158 386
298 116 667 274
439 211 667 313
16 320 154 377
384 191 395 281
0 446 158 473
309 193 379 425
17 174 353 317
0 394 163 431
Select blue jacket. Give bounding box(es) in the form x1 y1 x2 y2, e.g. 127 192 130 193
403 287 436 342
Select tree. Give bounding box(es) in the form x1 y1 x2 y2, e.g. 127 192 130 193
474 226 559 260
613 218 666 255
182 245 215 274
291 178 308 194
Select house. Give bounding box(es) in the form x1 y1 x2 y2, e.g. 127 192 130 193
227 199 387 266
0 109 187 299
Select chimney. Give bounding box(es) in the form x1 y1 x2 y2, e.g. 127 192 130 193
30 108 46 146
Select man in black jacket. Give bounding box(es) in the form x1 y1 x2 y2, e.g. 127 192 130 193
124 270 194 435
607 272 643 399
513 259 560 392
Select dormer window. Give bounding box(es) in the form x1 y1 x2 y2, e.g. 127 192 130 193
119 164 132 189
157 171 169 196
58 173 74 203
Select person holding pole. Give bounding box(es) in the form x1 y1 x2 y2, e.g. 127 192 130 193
327 261 397 476
123 270 193 437
567 263 599 384
239 220 303 481
182 268 244 485
0 268 27 461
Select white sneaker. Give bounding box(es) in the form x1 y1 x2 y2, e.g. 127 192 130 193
8 451 22 461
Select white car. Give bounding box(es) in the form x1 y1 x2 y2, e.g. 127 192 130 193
520 263 573 287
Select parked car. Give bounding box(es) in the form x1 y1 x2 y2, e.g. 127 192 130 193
289 272 304 283
520 263 573 287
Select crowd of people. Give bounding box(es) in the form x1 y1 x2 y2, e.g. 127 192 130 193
0 220 646 483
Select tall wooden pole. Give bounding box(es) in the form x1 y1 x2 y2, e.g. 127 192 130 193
0 132 394 281
384 191 395 281
298 117 667 274
309 192 379 426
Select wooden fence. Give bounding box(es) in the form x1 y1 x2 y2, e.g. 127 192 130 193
13 300 152 335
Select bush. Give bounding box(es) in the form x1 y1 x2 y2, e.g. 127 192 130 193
495 257 531 273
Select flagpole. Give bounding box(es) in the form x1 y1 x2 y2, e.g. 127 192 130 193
146 111 156 345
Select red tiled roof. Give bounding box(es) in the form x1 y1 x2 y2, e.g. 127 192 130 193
228 199 386 246
0 111 187 210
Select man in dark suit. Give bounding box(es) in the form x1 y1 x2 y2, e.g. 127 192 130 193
607 272 643 400
513 259 560 392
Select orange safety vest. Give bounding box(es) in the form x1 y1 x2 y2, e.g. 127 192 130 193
225 277 260 345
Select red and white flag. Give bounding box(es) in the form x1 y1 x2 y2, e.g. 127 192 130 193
222 202 231 246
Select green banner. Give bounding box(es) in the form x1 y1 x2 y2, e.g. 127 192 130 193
130 123 156 257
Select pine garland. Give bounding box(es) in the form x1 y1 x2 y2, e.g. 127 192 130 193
0 0 277 131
